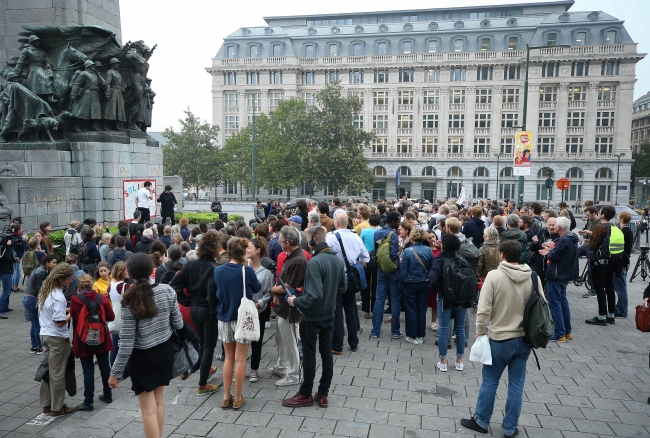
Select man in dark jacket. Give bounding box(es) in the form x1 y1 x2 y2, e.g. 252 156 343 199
283 226 346 408
0 237 15 319
135 229 154 254
500 215 528 265
157 185 177 226
540 216 579 342
462 206 486 248
529 217 559 291
558 202 576 230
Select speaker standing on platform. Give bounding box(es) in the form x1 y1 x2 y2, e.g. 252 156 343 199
135 181 153 224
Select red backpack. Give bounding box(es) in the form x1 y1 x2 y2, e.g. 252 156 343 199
76 294 108 352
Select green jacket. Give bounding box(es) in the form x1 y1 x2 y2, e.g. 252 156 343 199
293 243 347 322
500 228 528 265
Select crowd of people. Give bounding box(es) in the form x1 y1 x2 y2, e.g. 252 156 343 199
0 190 645 438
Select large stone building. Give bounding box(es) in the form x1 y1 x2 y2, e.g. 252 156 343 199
631 91 650 153
207 0 642 204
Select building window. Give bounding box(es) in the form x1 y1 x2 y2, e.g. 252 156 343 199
571 61 589 77
566 137 584 153
325 70 339 84
504 65 520 80
373 114 388 129
539 86 557 102
477 66 493 81
399 69 414 82
328 44 338 56
424 68 440 82
428 40 438 53
475 113 491 128
398 114 413 129
481 38 491 51
448 166 463 177
302 93 315 106
567 111 585 127
454 39 464 52
304 45 315 57
476 89 492 103
449 89 466 104
269 188 283 196
597 111 615 126
448 114 465 128
373 91 388 105
598 85 617 100
269 92 284 106
270 71 282 84
546 32 557 47
402 41 413 54
502 113 518 128
374 69 388 83
596 168 613 178
249 45 259 57
448 138 463 154
373 166 387 176
595 137 613 153
225 115 239 129
373 138 387 153
352 43 363 56
502 88 519 103
606 30 616 45
424 89 439 104
349 91 363 103
575 31 587 46
247 71 259 85
397 138 412 153
422 114 438 128
542 62 559 77
402 14 417 22
227 46 237 58
568 86 586 101
501 138 514 154
508 37 518 50
224 180 237 194
538 137 555 153
539 112 556 127
474 138 490 153
224 93 238 107
450 67 466 81
349 70 363 84
225 72 237 85
353 115 363 129
422 138 438 153
272 44 283 57
398 90 413 105
422 166 436 177
302 71 315 85
246 93 261 108
602 60 620 75
377 42 387 55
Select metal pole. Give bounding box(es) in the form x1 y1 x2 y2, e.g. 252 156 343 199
517 46 531 208
495 153 501 200
251 96 256 199
615 153 623 204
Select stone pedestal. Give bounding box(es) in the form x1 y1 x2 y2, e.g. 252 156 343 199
0 131 161 232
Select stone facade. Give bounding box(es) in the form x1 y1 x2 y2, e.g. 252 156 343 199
631 91 650 153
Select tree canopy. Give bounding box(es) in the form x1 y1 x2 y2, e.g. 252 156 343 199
632 142 650 195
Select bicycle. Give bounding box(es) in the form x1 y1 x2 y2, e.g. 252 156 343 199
572 262 591 292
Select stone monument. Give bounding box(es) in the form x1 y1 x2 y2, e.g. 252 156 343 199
0 5 164 232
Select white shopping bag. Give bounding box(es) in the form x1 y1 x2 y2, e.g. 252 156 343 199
469 335 492 365
234 266 260 343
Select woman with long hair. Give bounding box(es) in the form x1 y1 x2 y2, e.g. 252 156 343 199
426 230 441 332
108 253 183 438
215 237 260 409
93 261 112 296
39 222 54 255
245 238 273 383
70 274 114 411
37 263 75 417
10 224 27 292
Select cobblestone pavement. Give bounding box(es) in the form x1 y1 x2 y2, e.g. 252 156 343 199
0 259 649 438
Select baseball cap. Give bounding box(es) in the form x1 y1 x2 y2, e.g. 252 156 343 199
288 215 303 225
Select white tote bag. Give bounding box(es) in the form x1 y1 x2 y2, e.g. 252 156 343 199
469 335 492 365
234 265 260 343
107 282 124 334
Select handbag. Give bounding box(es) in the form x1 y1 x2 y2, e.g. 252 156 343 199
469 335 492 365
107 282 124 334
635 304 650 332
335 232 367 293
171 329 199 378
234 265 260 343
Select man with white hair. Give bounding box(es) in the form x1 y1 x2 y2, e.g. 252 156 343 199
326 211 370 354
135 228 155 254
539 216 579 342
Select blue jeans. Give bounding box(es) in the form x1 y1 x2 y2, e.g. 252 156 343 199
371 271 401 336
12 261 20 288
546 280 572 338
614 266 629 317
333 290 358 352
23 295 42 348
402 281 429 339
110 334 129 380
474 337 531 436
0 273 11 314
80 352 112 405
437 299 466 360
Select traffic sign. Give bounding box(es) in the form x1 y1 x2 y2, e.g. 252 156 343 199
557 178 570 190
544 177 553 189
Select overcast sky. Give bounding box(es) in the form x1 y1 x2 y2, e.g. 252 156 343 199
120 0 649 133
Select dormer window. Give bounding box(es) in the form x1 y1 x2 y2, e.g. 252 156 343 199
249 45 259 57
606 30 616 44
428 40 438 53
402 41 412 54
329 44 338 56
454 39 464 52
377 42 387 55
352 43 363 56
305 45 315 57
576 32 587 46
508 37 517 50
272 44 283 57
481 38 490 51
547 33 557 47
227 46 236 58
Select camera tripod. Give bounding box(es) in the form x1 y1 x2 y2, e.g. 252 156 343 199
630 247 650 282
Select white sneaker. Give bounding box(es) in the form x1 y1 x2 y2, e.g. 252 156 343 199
455 362 464 371
416 337 424 344
452 334 456 339
405 336 419 345
275 376 299 386
430 323 438 331
436 361 448 372
267 367 284 377
264 321 271 329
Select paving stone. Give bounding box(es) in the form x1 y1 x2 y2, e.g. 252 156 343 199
206 423 248 438
368 423 404 438
298 418 336 434
333 420 370 438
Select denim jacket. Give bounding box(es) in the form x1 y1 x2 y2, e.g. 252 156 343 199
399 242 434 287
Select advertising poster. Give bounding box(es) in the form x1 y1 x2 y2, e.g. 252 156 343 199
123 180 157 222
513 130 533 176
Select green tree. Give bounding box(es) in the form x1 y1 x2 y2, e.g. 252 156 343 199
162 109 222 195
632 142 650 201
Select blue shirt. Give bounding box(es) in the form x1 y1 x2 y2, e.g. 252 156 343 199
214 263 260 322
360 227 377 253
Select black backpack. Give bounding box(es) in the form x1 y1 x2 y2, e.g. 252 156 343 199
440 256 478 305
71 241 88 264
523 271 555 370
109 249 127 267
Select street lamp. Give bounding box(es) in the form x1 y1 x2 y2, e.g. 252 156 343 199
244 91 257 200
614 152 625 204
519 43 571 208
494 152 503 200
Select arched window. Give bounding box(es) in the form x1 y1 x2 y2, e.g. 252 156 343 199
373 166 387 176
448 166 463 177
537 167 554 178
546 32 558 47
422 166 436 176
352 43 363 56
304 44 315 57
502 167 514 177
401 40 413 54
453 38 464 52
474 167 489 177
398 166 412 176
596 168 613 178
272 43 283 57
567 167 583 178
376 41 388 55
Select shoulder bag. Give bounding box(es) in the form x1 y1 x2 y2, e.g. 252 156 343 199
234 265 260 343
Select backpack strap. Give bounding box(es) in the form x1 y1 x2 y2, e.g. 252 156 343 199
409 248 427 270
335 232 354 272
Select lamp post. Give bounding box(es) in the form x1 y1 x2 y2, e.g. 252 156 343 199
242 92 257 200
614 152 625 204
494 152 503 200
